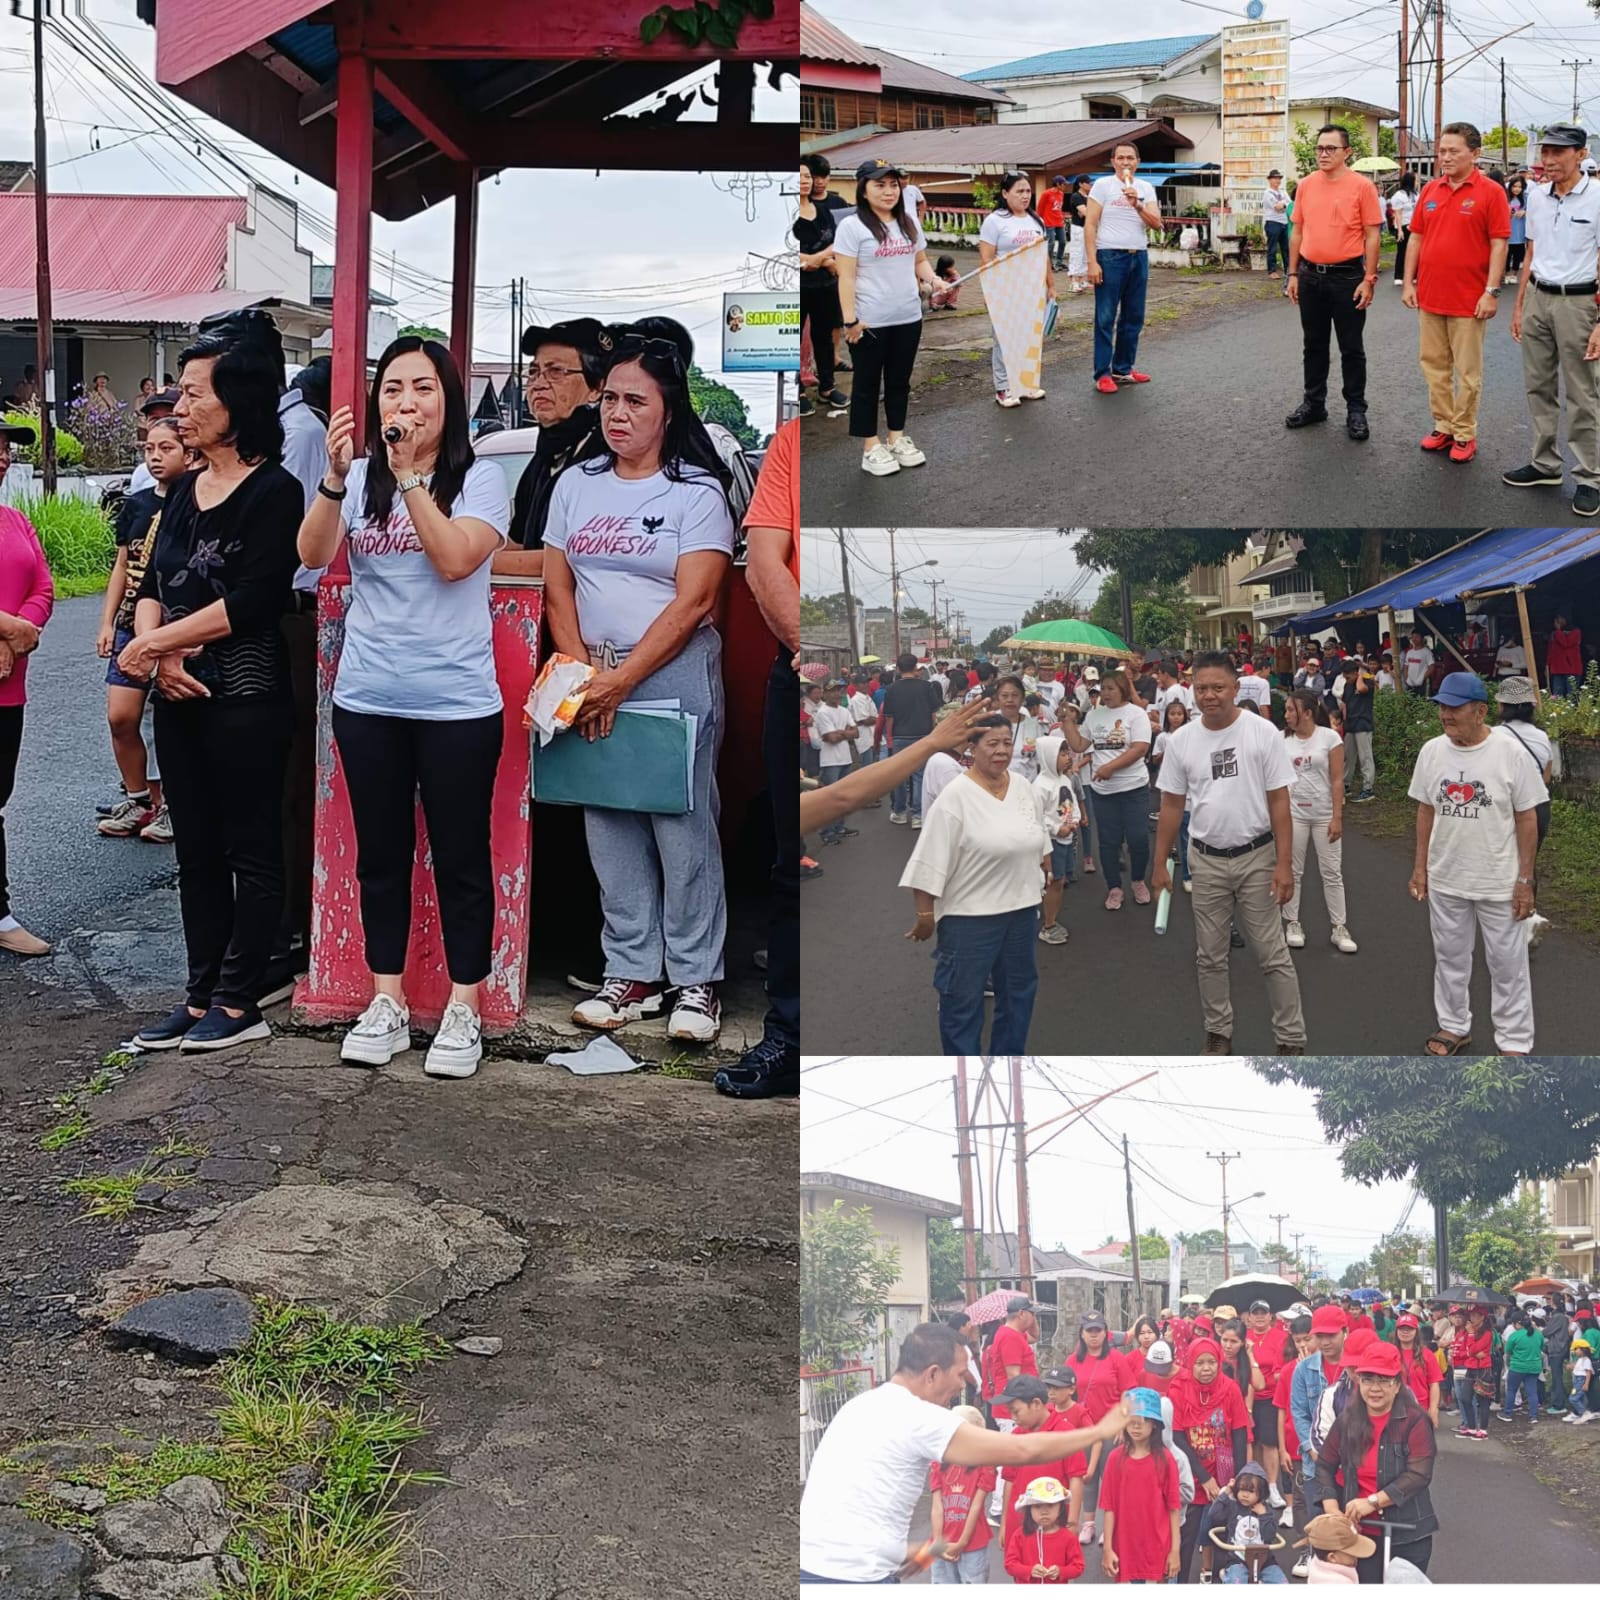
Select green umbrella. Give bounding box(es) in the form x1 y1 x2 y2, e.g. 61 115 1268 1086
1351 156 1399 173
1002 619 1133 658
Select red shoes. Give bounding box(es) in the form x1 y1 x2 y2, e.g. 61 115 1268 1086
1421 430 1453 451
1115 370 1152 384
1449 438 1477 463
1095 375 1118 394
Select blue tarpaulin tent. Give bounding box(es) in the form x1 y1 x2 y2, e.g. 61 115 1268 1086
1283 529 1600 634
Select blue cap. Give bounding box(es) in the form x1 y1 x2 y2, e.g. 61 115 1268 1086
1126 1386 1165 1423
1431 671 1488 707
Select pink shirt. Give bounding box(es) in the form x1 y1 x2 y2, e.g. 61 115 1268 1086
0 506 54 706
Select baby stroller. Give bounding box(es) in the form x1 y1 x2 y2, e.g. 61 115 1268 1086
1207 1525 1288 1584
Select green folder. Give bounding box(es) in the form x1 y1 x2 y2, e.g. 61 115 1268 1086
530 709 693 815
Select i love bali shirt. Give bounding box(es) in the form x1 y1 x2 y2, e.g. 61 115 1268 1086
544 462 736 662
1407 726 1549 900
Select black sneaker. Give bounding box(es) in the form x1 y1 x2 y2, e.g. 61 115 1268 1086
801 861 824 880
1230 924 1246 949
1285 402 1328 429
1346 409 1369 441
179 1005 271 1052
1575 485 1600 517
797 393 817 418
714 1037 799 1099
135 1003 205 1051
1503 463 1563 487
821 387 851 413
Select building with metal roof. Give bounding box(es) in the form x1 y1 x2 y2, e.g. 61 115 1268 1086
963 34 1217 85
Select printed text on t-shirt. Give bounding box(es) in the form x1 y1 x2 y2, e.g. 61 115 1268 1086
567 514 662 558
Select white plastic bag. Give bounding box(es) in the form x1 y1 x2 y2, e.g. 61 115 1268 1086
1179 225 1200 251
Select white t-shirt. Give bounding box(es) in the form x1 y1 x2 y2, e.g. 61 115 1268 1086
848 690 877 753
903 183 926 214
1574 1354 1594 1390
1495 641 1528 678
1079 702 1153 794
1155 681 1195 720
544 463 735 661
1088 175 1159 251
332 457 510 720
923 751 963 812
1235 674 1272 710
1262 186 1290 226
1031 766 1080 839
1377 669 1397 691
1040 679 1066 713
1526 174 1600 285
1390 187 1416 228
809 702 856 769
799 1380 965 1582
833 212 929 329
978 210 1047 257
1285 725 1344 821
1007 715 1043 782
1157 709 1296 848
1501 720 1553 778
1402 645 1433 688
1407 726 1550 900
899 771 1049 919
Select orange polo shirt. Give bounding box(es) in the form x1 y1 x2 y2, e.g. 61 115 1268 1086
744 417 799 578
1295 169 1382 265
1409 169 1512 318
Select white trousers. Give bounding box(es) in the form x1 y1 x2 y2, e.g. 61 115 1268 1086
1427 890 1534 1052
1286 814 1346 927
1068 225 1088 279
987 1416 1015 1518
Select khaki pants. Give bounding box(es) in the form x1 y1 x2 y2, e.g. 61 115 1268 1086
1523 288 1600 487
1418 310 1486 440
1190 840 1307 1045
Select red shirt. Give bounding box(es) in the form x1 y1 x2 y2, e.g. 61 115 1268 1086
1172 1377 1251 1504
928 1461 998 1553
1409 169 1512 317
1247 1324 1286 1390
1345 1311 1374 1335
1003 1409 1089 1519
1274 1358 1301 1459
1398 1346 1442 1410
1038 188 1066 228
1004 1521 1085 1585
1100 1445 1182 1582
1449 1326 1492 1370
1123 1349 1148 1387
1548 628 1583 675
985 1324 1039 1421
1356 1409 1392 1500
1066 1348 1131 1423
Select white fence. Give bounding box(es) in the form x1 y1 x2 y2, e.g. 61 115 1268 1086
800 1365 876 1483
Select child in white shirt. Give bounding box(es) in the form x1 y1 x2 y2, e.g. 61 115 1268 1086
1031 733 1079 947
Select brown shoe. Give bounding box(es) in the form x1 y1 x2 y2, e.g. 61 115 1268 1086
1204 1031 1232 1055
0 923 52 957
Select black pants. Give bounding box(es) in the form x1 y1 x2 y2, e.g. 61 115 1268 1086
1509 240 1527 274
763 648 799 1047
849 319 922 439
802 279 840 394
331 705 502 985
1356 1535 1432 1583
155 696 293 1011
1298 261 1368 408
277 607 318 954
1392 226 1409 281
1178 1500 1208 1582
0 704 22 921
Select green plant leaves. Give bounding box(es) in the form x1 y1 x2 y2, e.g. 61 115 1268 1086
639 0 763 48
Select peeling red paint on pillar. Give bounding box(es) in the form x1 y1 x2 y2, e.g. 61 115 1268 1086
294 578 543 1034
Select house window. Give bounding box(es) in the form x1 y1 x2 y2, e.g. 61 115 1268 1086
1088 99 1127 120
1559 1178 1590 1229
801 91 815 130
817 94 837 132
914 104 946 129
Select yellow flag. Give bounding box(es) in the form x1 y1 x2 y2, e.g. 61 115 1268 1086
979 235 1049 392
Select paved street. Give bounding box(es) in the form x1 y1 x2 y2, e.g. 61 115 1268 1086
799 274 1589 528
801 794 1600 1053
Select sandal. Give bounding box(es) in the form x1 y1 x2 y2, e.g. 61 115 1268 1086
1083 859 1097 874
1425 1030 1472 1055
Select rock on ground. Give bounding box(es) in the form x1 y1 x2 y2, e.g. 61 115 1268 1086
0 1507 92 1600
92 1183 528 1325
90 1554 241 1600
95 1474 230 1559
106 1288 256 1363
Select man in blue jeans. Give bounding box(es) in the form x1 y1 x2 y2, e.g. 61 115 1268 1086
1084 142 1163 393
810 681 861 845
880 652 944 827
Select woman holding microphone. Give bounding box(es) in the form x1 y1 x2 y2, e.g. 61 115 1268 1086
297 335 510 1079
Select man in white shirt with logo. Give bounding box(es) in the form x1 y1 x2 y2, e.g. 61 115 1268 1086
1504 122 1600 518
809 681 860 847
1408 671 1546 1053
1151 652 1306 1054
1084 142 1163 394
1401 630 1434 693
799 1321 1128 1584
1235 662 1273 713
1154 658 1195 720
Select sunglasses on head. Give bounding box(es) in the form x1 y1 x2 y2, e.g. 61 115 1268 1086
599 332 685 371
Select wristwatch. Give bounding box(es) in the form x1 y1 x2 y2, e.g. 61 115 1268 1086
395 473 426 495
1516 875 1534 885
1485 285 1503 297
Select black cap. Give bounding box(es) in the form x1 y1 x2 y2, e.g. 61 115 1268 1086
1006 1295 1035 1316
1540 122 1588 149
1081 1313 1107 1330
0 418 35 444
139 386 180 415
998 1374 1050 1405
1041 1366 1077 1388
855 156 904 181
1249 1299 1274 1313
1341 658 1361 671
1268 168 1283 178
520 316 605 360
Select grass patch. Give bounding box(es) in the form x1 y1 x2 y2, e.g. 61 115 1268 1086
656 1053 701 1080
60 1135 209 1220
13 493 115 599
19 1302 451 1599
926 372 949 386
102 1049 136 1069
39 1109 91 1151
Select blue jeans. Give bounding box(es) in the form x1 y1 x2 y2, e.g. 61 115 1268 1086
931 1545 992 1583
1503 1368 1539 1420
1046 223 1067 269
818 765 850 841
1050 838 1076 883
1178 808 1193 880
1222 1565 1287 1585
1454 1372 1486 1429
1092 784 1151 893
1571 1383 1590 1418
1079 786 1098 865
890 735 924 817
1093 248 1150 378
933 905 1039 1052
1265 220 1290 275
1552 673 1577 698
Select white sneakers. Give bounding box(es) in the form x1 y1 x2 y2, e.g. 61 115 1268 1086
861 443 899 476
340 993 411 1066
1284 919 1306 948
1527 912 1552 950
1331 923 1359 954
1018 386 1047 401
1038 923 1069 945
996 391 1022 409
889 434 926 466
425 1000 483 1078
667 982 722 1043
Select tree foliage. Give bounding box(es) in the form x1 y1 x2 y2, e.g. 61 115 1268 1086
929 1217 993 1303
1482 125 1528 154
1020 590 1086 629
688 363 759 449
981 624 1017 656
1370 1231 1431 1293
1073 531 1252 586
1291 117 1373 176
1177 1228 1226 1254
1122 1229 1170 1262
1340 1258 1370 1290
398 323 448 342
1248 1057 1600 1208
1377 124 1398 159
1087 575 1197 649
1459 1230 1524 1291
1447 1191 1555 1286
801 1202 902 1371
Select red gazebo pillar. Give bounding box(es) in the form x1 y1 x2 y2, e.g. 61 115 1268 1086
450 163 478 375
331 48 374 446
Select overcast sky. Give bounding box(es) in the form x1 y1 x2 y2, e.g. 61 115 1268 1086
802 1057 1426 1277
801 527 1098 640
813 0 1600 141
0 2 794 429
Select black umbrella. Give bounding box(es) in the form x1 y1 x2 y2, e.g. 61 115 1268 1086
1423 1285 1511 1308
1204 1275 1302 1314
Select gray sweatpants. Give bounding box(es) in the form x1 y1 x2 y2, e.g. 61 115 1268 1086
584 625 726 987
1522 288 1600 488
1343 729 1373 792
1190 839 1307 1045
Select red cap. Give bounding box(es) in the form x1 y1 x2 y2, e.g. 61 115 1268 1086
1310 1306 1346 1334
1354 1341 1402 1377
1343 1326 1379 1362
1396 1313 1420 1329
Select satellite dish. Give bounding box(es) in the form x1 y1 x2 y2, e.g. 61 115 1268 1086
1246 0 1265 16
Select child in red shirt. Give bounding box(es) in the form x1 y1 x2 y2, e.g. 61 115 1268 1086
927 1405 997 1584
1005 1476 1086 1585
999 1377 1089 1546
1100 1389 1183 1582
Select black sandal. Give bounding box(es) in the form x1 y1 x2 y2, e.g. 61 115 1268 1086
1425 1030 1472 1055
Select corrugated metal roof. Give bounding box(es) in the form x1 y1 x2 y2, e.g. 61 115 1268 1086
861 43 1011 105
800 2 878 67
827 118 1192 171
963 33 1216 84
0 288 300 327
0 193 245 294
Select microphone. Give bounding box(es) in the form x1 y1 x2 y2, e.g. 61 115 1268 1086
382 424 404 445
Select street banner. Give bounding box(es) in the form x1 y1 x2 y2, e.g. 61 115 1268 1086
721 292 800 372
954 236 1049 394
1169 1236 1183 1310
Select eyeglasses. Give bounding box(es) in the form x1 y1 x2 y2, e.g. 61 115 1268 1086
526 363 587 386
1315 143 1347 154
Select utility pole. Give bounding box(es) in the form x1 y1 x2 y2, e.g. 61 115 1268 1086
835 529 860 661
1433 1199 1450 1297
1291 1231 1304 1282
1500 59 1509 170
1398 0 1410 170
929 576 942 657
1123 1134 1142 1293
29 0 56 492
888 527 902 663
1119 574 1134 652
953 1058 980 1302
1433 0 1444 158
1207 1152 1239 1279
1564 60 1592 124
952 1057 1035 1301
1271 1213 1290 1278
1011 1057 1035 1301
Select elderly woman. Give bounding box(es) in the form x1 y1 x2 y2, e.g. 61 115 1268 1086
0 419 55 957
543 329 737 1043
85 372 118 415
118 312 304 1052
901 713 1052 1052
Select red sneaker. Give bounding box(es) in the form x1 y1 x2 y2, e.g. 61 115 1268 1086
1115 370 1152 384
1095 375 1118 394
1449 438 1477 463
1421 430 1453 452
